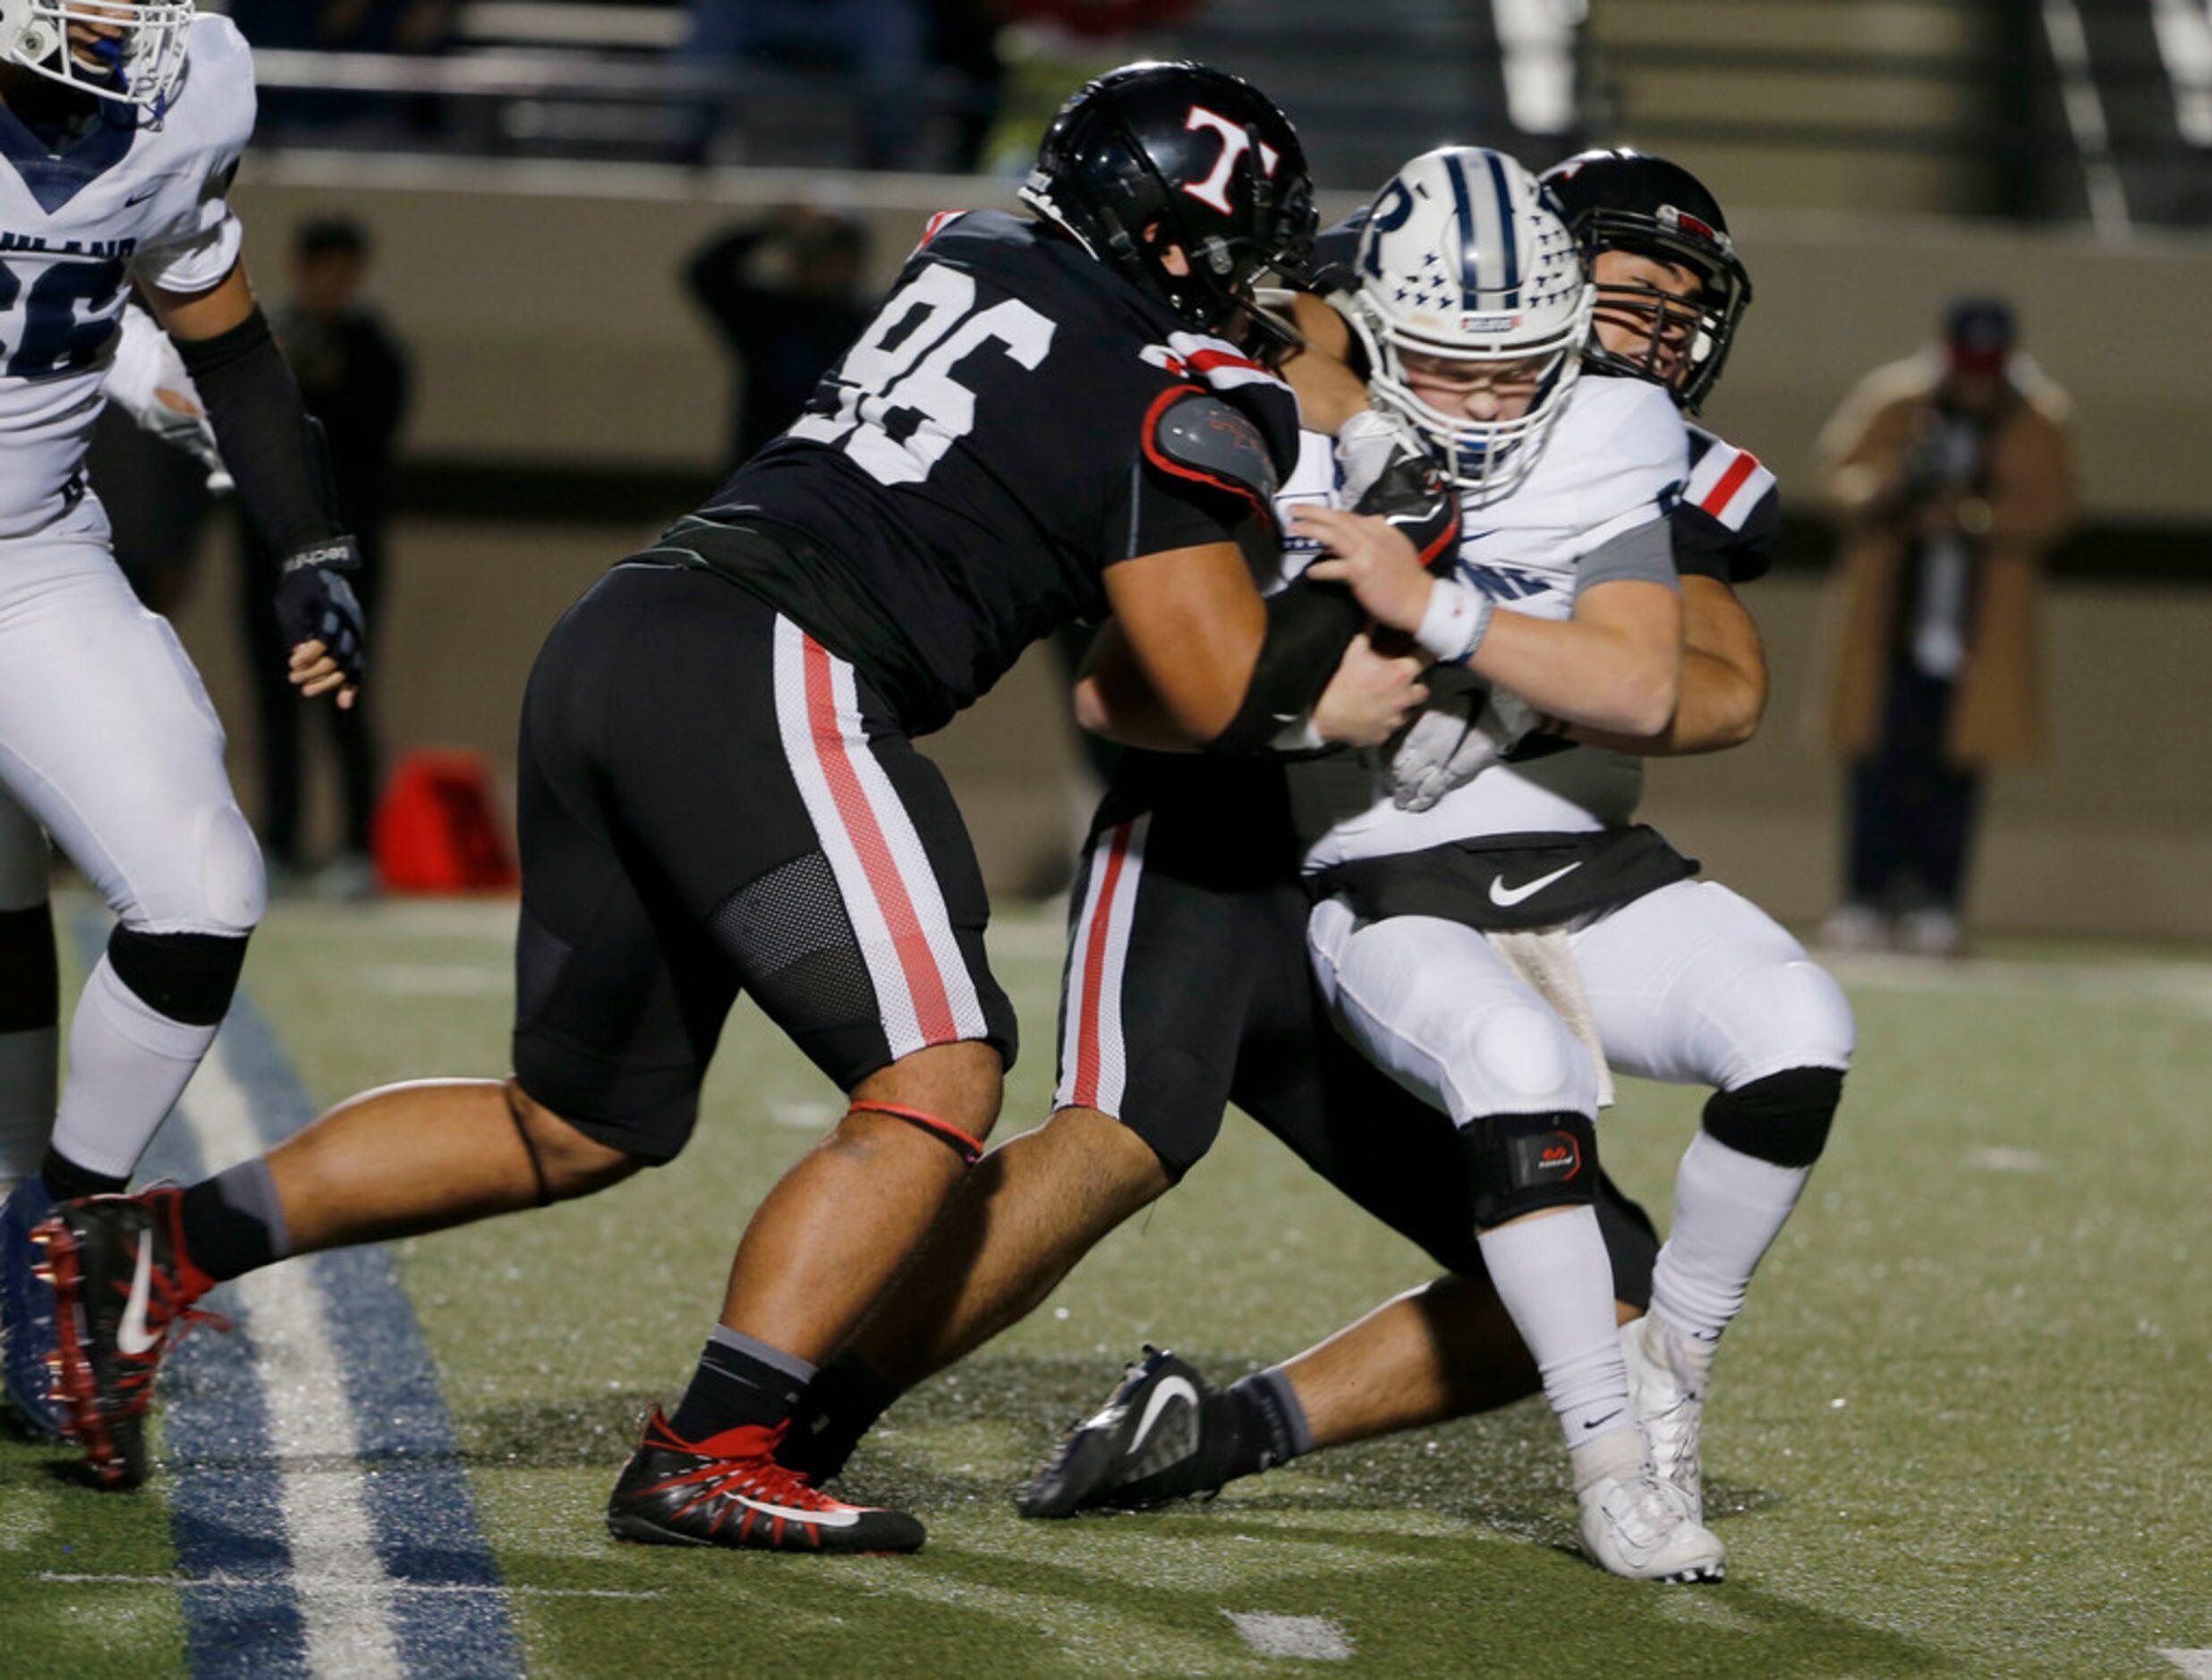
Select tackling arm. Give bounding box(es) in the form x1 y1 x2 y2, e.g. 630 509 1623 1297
1569 574 1765 754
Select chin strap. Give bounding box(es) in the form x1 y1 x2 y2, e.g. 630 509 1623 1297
847 1102 985 1167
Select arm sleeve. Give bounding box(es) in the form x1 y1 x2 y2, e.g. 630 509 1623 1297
174 308 345 556
1578 516 1679 593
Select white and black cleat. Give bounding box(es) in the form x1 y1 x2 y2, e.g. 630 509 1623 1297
1019 1345 1223 1518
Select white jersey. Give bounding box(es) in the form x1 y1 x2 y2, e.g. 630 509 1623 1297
1286 376 1688 870
0 14 252 538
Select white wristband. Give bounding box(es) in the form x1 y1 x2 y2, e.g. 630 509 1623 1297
1415 578 1493 666
1266 714 1327 754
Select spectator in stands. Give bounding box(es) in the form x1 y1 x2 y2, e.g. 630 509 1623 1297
238 217 412 900
682 0 929 168
684 205 872 472
1813 297 2077 956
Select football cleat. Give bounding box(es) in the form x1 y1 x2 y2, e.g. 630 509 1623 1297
1578 1470 1726 1583
1621 1313 1707 1523
39 1190 224 1490
1 1175 67 1438
1020 1345 1229 1518
607 1408 925 1554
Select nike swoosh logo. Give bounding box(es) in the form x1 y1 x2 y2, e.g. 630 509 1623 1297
1583 1408 1625 1431
731 1492 860 1528
123 185 160 207
1128 1374 1197 1456
116 1239 157 1357
1488 861 1583 907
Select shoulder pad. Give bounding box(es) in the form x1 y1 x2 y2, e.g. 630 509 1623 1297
1144 390 1280 513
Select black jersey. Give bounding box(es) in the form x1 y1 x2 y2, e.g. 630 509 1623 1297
667 210 1303 736
1672 426 1776 585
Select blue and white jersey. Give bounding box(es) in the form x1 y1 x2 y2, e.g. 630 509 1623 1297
0 14 252 538
1286 375 1689 869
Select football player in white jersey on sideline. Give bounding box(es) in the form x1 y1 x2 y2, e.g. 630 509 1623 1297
0 1 368 1437
1035 152 1853 1570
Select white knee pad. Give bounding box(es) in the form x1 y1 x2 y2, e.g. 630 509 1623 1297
128 802 266 936
1715 957 1855 1087
1454 997 1601 1120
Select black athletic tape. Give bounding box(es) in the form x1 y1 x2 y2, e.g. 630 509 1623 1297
0 904 60 1032
1701 1066 1843 1169
105 926 249 1029
504 1081 556 1209
1461 1109 1600 1228
174 305 345 555
1205 575 1366 754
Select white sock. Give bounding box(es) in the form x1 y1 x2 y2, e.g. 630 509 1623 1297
1477 1204 1638 1482
48 955 218 1183
1649 1131 1811 1355
0 1025 58 1188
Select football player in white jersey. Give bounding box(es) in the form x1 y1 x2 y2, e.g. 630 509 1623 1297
1030 151 1852 1571
0 2 368 1437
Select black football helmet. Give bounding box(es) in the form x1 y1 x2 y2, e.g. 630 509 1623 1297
1020 61 1315 351
1539 148 1752 413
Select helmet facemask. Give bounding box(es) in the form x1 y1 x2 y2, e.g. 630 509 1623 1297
0 0 194 115
1573 205 1751 414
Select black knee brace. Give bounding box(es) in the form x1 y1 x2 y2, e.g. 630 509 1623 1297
106 926 251 1028
0 904 59 1032
1702 1066 1845 1170
1461 1109 1599 1228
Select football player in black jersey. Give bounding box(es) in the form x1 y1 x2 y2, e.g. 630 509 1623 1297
28 64 1449 1548
770 150 1841 1577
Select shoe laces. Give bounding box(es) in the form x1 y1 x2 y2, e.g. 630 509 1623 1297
108 1258 227 1413
655 1419 854 1516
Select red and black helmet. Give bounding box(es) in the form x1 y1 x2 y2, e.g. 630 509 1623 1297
1540 148 1753 414
1020 61 1316 346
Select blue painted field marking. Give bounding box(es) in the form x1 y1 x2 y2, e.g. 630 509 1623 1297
75 910 523 1678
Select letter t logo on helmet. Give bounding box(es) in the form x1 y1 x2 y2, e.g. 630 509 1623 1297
1021 61 1315 351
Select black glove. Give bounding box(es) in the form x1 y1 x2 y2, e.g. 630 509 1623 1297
1334 409 1462 573
273 535 366 692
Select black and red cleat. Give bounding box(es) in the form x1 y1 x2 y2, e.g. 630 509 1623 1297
38 1190 225 1491
607 1409 925 1554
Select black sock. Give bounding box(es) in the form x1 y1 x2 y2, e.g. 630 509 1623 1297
781 1350 903 1482
176 1159 293 1283
1217 1369 1315 1484
39 1147 126 1203
668 1328 816 1442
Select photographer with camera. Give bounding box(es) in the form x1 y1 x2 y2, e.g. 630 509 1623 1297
1814 297 2077 955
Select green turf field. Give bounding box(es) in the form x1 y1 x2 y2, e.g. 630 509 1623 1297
3 897 2208 1676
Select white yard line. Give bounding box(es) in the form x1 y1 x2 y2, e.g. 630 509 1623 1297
1223 1611 1353 1661
184 1042 406 1680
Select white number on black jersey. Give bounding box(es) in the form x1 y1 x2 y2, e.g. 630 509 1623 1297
789 266 1057 487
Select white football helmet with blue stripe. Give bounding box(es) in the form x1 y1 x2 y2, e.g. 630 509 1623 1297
1346 146 1595 504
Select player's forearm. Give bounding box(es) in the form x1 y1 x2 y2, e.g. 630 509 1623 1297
1570 647 1763 755
1569 580 1765 755
154 268 345 556
1466 607 1680 738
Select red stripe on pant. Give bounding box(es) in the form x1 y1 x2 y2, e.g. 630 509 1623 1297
1069 821 1135 1109
1698 451 1758 517
801 634 957 1045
